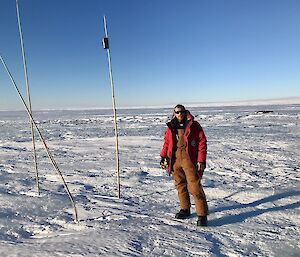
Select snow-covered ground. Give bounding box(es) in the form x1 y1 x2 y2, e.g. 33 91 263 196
0 105 299 256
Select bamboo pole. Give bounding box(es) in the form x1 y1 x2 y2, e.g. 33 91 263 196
0 55 79 223
16 0 40 195
102 16 121 198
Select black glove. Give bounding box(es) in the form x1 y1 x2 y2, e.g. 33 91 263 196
196 162 206 172
160 157 169 169
196 162 206 179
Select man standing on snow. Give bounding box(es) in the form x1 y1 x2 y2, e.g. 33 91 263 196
160 104 208 226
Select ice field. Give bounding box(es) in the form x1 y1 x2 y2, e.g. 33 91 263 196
0 104 299 256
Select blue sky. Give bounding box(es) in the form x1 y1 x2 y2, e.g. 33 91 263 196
0 0 299 110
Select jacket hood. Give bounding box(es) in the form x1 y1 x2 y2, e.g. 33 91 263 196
185 110 194 121
167 110 194 128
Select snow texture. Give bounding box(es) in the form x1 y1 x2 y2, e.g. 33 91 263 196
0 105 299 256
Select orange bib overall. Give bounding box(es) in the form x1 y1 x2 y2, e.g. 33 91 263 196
172 129 208 216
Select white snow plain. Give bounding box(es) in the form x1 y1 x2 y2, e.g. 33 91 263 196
0 105 299 257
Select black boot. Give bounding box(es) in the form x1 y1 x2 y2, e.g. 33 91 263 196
175 209 191 219
197 216 208 226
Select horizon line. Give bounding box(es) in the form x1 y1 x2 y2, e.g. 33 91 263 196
0 96 299 112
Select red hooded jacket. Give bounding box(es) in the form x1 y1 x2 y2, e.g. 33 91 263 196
160 111 207 174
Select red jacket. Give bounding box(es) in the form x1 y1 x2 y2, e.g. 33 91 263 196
160 111 207 174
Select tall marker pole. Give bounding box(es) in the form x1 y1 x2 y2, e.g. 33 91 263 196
0 55 78 223
16 0 40 195
102 16 121 198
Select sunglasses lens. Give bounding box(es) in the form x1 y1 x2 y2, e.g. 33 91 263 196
175 111 184 114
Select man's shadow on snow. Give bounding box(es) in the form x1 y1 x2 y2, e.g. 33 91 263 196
209 190 300 227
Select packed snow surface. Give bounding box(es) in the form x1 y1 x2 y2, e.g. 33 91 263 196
0 105 299 256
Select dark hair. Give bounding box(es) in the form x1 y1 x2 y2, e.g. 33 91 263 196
174 104 186 111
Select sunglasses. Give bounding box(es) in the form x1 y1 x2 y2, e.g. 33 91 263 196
174 110 185 114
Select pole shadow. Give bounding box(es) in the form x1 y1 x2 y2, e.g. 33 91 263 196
209 190 300 227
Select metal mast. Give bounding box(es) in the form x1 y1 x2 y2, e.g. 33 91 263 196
102 16 121 198
16 0 40 194
0 55 78 223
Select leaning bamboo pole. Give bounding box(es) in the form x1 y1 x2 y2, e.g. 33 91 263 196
0 55 78 223
102 16 121 198
16 0 40 195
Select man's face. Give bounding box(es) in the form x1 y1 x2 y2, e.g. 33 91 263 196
174 108 185 122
